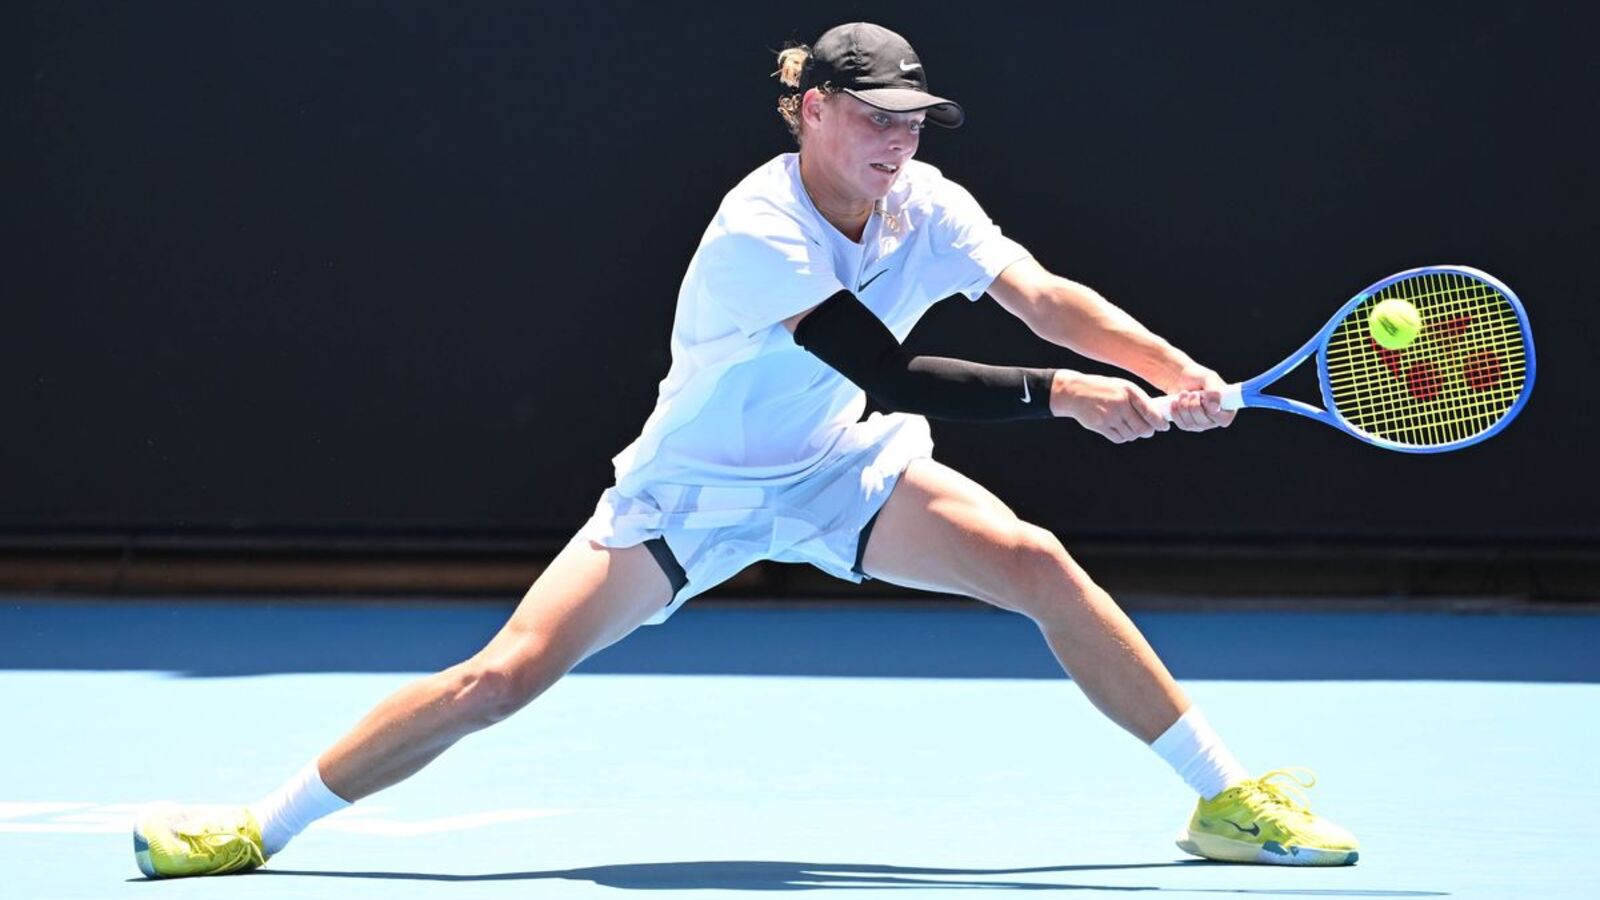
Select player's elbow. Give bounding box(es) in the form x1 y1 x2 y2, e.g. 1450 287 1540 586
860 370 924 415
866 387 916 415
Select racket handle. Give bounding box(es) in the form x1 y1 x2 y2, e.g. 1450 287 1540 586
1149 383 1243 422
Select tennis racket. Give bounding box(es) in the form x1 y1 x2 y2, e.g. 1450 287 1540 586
1151 265 1535 452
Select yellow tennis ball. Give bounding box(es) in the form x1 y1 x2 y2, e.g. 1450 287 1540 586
1368 298 1422 350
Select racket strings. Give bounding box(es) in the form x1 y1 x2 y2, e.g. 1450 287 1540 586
1325 274 1525 444
1328 280 1523 445
1322 271 1528 447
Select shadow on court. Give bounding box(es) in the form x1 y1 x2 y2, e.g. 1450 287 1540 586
242 859 1446 895
4 597 1597 682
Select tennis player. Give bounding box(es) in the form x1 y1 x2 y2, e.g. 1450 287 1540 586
134 22 1357 877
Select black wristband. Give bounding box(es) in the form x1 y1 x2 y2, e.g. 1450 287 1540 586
793 290 1056 421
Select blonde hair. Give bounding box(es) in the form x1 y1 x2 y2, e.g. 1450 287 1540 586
774 44 836 144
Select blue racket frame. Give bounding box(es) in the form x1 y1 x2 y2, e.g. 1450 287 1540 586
1238 265 1536 453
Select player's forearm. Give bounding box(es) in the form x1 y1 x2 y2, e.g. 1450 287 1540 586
1030 278 1195 392
793 290 1057 421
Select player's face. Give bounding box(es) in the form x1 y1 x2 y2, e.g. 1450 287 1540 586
808 95 924 200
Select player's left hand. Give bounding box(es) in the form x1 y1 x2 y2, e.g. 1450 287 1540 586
1166 365 1236 432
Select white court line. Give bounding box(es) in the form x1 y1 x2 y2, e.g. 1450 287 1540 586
0 802 570 835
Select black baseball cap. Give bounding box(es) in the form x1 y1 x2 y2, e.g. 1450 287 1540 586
799 23 965 128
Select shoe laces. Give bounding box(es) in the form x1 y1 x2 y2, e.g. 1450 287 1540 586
1244 767 1319 825
173 816 263 868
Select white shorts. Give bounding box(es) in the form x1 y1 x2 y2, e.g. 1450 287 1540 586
578 412 934 625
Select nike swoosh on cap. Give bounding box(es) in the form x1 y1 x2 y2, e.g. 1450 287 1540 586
899 59 922 71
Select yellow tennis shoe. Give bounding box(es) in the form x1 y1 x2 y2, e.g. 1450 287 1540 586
1177 768 1359 866
133 803 267 878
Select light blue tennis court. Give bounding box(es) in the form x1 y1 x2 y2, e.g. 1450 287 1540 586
3 597 1596 899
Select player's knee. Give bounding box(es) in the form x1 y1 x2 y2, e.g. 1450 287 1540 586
454 647 563 725
1018 522 1072 575
999 523 1084 614
450 665 523 726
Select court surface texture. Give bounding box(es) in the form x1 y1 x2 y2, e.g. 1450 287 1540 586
3 596 1596 899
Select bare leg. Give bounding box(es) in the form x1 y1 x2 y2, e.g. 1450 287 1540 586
318 536 673 800
862 459 1187 743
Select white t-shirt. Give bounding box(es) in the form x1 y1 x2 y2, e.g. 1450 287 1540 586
610 153 1031 495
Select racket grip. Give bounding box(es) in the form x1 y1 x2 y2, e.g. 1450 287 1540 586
1150 384 1243 422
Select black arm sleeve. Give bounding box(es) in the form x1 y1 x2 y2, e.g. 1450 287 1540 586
791 289 1057 422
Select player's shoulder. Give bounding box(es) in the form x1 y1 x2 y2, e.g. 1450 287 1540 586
691 154 821 268
900 158 947 189
716 153 812 231
897 159 983 217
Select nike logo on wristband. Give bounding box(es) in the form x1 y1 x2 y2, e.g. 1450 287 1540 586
1021 377 1032 403
858 270 888 292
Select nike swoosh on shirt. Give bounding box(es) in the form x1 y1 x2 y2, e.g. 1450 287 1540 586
858 270 888 292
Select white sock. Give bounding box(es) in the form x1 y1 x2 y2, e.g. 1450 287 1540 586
1150 706 1251 800
249 761 351 856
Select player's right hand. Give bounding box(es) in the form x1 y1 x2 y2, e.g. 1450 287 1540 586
1050 371 1169 444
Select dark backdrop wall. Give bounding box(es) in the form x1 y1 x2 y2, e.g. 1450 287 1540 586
8 1 1597 544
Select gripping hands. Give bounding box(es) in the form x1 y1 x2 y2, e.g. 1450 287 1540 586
1052 367 1233 444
